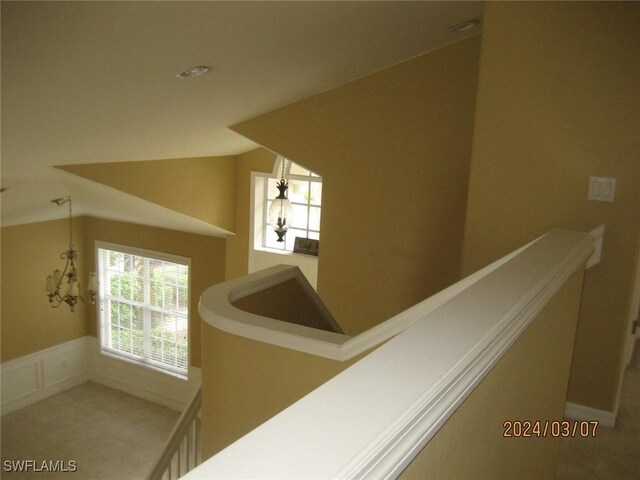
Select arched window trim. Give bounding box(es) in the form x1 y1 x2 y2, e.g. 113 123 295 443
270 155 321 181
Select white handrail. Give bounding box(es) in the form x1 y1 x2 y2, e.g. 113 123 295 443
185 229 593 479
198 234 543 360
147 387 202 480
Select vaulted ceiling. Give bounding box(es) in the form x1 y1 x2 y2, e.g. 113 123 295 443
1 1 483 230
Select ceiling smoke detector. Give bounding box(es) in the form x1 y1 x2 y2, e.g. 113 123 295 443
450 20 480 33
176 65 211 79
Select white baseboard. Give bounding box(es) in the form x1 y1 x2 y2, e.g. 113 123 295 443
564 401 616 429
1 336 201 415
1 337 90 415
88 337 201 411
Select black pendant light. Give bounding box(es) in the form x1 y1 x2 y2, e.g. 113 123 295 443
268 159 293 242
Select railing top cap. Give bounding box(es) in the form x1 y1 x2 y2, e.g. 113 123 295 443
188 229 593 479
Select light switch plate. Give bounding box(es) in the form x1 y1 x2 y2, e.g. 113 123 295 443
588 177 616 202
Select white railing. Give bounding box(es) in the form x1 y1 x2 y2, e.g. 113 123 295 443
187 229 594 479
147 387 202 480
199 234 544 361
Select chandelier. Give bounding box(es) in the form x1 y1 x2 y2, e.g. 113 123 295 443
268 158 293 242
45 197 97 311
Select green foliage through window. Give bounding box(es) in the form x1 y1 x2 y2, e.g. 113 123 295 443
98 245 189 377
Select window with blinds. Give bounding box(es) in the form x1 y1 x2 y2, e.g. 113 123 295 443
96 243 189 378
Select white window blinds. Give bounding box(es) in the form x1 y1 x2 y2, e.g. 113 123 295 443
97 244 189 377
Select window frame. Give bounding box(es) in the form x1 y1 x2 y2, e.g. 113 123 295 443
254 157 322 254
95 241 191 379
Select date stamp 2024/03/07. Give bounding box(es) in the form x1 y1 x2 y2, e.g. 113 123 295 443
503 420 599 438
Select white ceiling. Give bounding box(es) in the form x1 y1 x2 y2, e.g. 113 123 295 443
1 1 483 229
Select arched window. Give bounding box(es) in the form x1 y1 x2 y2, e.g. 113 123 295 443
250 156 322 288
253 156 322 253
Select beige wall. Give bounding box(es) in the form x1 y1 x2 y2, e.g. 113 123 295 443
1 146 284 368
201 323 363 459
82 217 227 368
400 270 585 480
232 36 481 335
1 216 226 368
233 278 337 332
224 148 275 280
58 147 276 283
58 155 238 232
1 218 89 362
461 2 640 412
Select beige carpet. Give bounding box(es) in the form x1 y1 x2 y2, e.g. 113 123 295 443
556 340 640 479
2 346 638 479
1 382 179 480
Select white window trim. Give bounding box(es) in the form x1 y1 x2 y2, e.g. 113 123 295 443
251 156 322 256
95 241 192 379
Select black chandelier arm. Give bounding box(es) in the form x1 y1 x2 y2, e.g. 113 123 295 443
50 249 80 297
47 290 79 312
59 247 78 263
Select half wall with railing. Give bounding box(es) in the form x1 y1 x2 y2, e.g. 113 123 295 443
189 229 593 479
146 387 202 480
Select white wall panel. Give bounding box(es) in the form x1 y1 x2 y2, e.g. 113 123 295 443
2 336 200 415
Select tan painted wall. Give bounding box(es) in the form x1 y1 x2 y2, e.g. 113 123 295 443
400 270 585 480
82 217 226 368
461 2 640 412
1 218 89 362
1 216 225 368
201 324 363 459
231 36 481 335
233 278 337 332
58 155 238 232
224 147 275 280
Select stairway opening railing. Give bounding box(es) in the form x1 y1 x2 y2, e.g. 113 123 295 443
186 229 595 479
146 387 202 480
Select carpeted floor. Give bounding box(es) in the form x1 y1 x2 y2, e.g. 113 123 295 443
1 382 179 480
555 340 640 479
2 345 637 479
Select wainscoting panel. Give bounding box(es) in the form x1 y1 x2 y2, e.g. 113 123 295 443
1 337 89 415
42 346 88 389
1 336 201 415
88 337 201 412
1 362 40 405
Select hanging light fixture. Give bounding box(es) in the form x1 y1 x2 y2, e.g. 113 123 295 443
45 196 97 311
268 158 293 242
